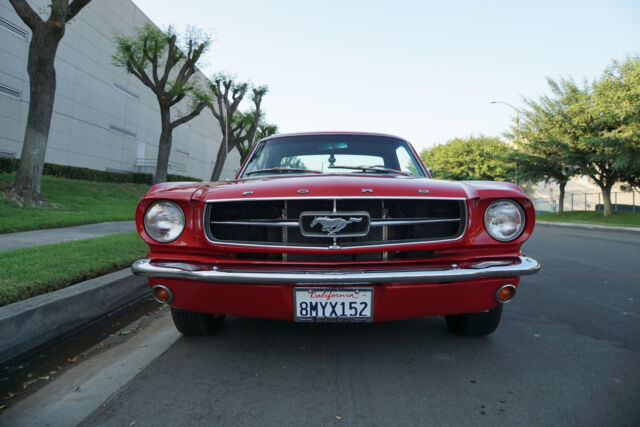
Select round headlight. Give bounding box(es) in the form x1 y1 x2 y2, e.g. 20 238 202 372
484 199 525 242
144 201 185 243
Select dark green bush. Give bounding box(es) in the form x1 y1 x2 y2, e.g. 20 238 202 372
167 174 202 182
42 163 153 183
0 158 202 184
0 157 19 173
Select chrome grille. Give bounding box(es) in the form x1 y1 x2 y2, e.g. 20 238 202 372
205 198 466 248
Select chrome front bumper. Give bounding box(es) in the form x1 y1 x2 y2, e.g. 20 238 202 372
131 256 540 285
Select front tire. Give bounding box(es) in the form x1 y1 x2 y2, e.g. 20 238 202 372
170 307 225 336
445 304 502 336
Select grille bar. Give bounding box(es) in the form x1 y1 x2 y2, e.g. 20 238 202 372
371 218 461 226
211 220 299 227
205 197 466 249
211 218 461 227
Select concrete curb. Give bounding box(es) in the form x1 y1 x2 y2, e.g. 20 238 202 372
537 221 640 232
0 269 148 364
1 311 180 426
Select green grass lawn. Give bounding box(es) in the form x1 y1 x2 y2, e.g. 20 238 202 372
537 211 640 227
0 232 148 307
0 173 148 233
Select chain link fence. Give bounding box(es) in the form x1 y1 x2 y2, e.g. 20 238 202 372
532 191 640 214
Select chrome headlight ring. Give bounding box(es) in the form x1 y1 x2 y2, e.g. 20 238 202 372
144 200 185 243
484 199 525 242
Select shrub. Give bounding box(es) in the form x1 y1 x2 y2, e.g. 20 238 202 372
0 158 202 183
168 174 202 182
0 157 19 173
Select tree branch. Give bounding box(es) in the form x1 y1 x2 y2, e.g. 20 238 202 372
208 103 222 121
231 122 244 134
215 86 225 127
244 89 266 145
126 53 156 91
176 41 206 83
148 38 160 86
48 0 69 23
66 0 91 20
8 0 43 30
169 92 186 107
170 101 206 129
160 34 177 88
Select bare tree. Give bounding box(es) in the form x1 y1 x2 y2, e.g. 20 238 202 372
113 24 209 184
234 110 278 163
207 74 268 181
7 0 92 204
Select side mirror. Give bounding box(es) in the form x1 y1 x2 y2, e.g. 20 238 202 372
425 167 433 178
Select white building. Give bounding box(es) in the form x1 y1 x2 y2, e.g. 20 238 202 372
0 0 238 181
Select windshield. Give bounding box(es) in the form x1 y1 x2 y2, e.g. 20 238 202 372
240 134 426 178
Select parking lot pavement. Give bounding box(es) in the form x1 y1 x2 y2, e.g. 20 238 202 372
0 221 135 251
4 224 639 425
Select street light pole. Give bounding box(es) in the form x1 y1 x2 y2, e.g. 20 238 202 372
491 101 519 185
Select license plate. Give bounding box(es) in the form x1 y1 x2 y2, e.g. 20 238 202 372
294 288 373 322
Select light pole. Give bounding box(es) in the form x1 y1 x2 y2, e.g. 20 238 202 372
491 101 519 185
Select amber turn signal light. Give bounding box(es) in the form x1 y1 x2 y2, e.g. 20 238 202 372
494 284 516 303
151 285 174 304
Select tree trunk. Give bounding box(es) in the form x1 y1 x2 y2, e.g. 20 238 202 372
154 107 172 184
557 182 566 215
8 26 62 204
600 184 614 216
210 135 228 181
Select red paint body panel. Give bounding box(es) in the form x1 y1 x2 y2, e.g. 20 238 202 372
135 132 537 321
199 174 469 201
148 277 519 321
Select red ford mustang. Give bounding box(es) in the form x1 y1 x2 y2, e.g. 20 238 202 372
132 132 540 336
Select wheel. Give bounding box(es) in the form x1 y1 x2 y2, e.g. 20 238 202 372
445 304 503 336
170 307 225 336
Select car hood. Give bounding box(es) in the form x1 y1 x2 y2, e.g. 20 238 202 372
143 176 528 202
193 175 471 201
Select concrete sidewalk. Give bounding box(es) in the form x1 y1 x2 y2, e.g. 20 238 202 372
536 220 640 232
0 221 136 251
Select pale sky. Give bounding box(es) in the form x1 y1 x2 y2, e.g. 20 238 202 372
131 0 639 153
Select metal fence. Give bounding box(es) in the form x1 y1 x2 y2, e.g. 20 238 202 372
532 191 640 214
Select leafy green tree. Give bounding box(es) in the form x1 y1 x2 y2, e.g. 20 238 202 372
113 24 209 184
420 135 516 181
207 74 269 180
591 57 640 196
512 92 581 214
7 0 92 204
509 57 640 216
542 60 639 216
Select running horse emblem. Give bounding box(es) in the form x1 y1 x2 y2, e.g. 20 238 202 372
310 216 363 235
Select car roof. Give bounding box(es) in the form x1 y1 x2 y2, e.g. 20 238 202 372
259 131 408 143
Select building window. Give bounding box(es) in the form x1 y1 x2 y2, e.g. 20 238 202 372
113 82 140 100
109 123 137 138
0 83 22 99
0 16 28 40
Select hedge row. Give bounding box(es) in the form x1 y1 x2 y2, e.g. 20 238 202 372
0 157 202 184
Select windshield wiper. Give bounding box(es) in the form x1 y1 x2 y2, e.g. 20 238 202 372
327 165 412 176
245 167 323 176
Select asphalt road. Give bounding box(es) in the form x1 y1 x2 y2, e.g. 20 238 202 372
8 224 640 426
